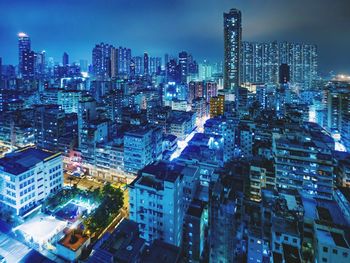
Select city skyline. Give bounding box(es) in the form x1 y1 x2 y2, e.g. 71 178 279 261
2 2 350 262
0 0 349 74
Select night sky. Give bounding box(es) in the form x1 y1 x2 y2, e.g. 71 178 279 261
0 0 349 74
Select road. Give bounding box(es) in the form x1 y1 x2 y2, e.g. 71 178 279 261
64 173 103 190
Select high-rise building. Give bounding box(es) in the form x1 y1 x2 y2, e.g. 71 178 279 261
34 105 66 152
188 81 205 103
279 42 318 88
123 126 162 173
35 50 46 78
62 52 69 66
241 41 317 88
279 63 290 84
117 46 132 77
204 116 238 162
198 60 213 81
129 161 184 246
166 59 180 83
134 56 143 76
143 52 149 75
110 47 117 79
18 32 31 77
323 81 350 151
78 95 97 148
210 95 225 118
149 57 161 75
21 50 36 80
224 9 242 91
209 178 237 262
79 59 88 72
179 51 188 83
92 43 113 79
241 41 279 84
0 57 2 87
182 200 208 262
205 81 218 102
273 124 334 200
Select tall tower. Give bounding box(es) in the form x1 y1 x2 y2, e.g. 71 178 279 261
62 52 69 66
92 43 112 79
143 52 149 75
224 9 242 92
179 51 188 83
18 32 31 76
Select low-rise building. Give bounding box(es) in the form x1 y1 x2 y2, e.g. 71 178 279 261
0 147 63 216
124 126 162 173
168 111 196 140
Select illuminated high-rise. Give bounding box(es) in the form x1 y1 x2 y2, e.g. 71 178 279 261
117 46 132 77
224 8 242 91
18 32 31 76
179 51 188 83
143 52 149 75
92 43 113 79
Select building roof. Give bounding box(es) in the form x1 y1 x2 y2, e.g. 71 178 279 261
140 240 180 263
19 249 55 263
141 161 183 183
0 147 60 175
58 229 89 252
89 219 145 263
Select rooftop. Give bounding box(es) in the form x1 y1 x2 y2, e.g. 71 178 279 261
0 147 60 175
140 239 180 263
89 219 145 263
141 161 183 183
59 229 89 251
14 214 67 245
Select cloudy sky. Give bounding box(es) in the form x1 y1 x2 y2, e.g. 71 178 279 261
0 0 349 74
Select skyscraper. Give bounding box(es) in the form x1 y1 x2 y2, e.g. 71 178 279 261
143 52 149 75
0 57 2 87
110 47 117 78
92 43 112 79
35 50 46 78
241 41 279 84
117 46 132 77
279 63 290 84
18 32 31 76
134 56 143 76
22 50 36 80
62 52 69 66
224 9 242 91
179 51 188 83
